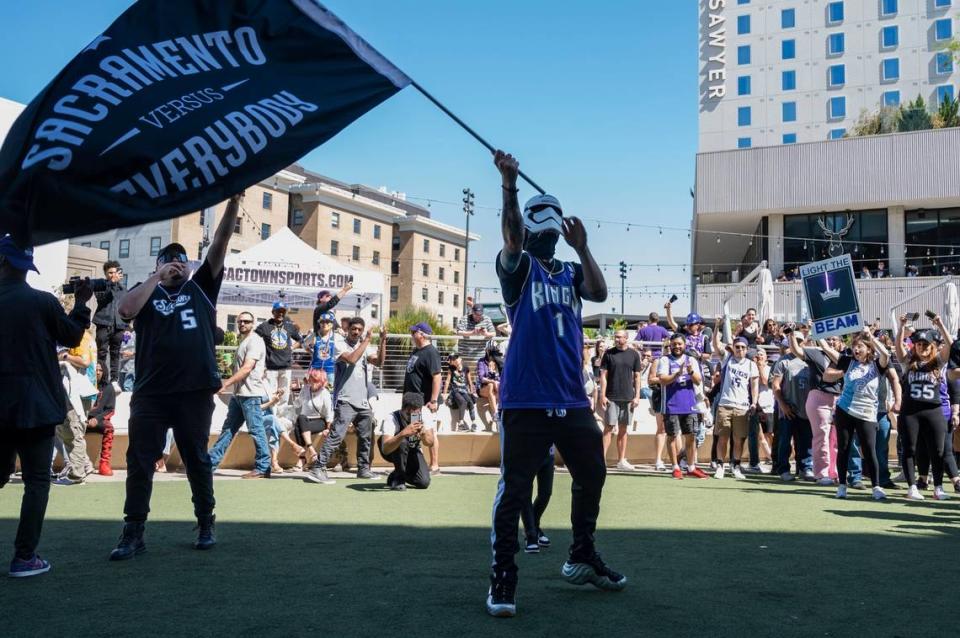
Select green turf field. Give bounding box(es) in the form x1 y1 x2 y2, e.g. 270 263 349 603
2 472 958 637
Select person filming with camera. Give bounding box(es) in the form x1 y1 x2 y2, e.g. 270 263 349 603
93 260 128 387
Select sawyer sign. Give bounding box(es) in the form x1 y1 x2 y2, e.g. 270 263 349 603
0 0 410 245
800 254 863 339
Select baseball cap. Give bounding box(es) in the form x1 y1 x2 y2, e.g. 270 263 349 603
409 322 433 335
912 329 940 344
447 352 461 360
734 337 749 346
685 312 702 325
0 235 39 273
318 311 336 324
472 303 484 312
317 289 332 300
272 301 287 312
156 242 188 265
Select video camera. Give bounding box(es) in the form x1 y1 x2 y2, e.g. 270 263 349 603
62 276 108 294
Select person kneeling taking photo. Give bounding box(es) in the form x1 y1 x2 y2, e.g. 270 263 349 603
378 392 435 490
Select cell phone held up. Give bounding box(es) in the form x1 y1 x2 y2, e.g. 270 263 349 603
907 312 920 322
668 294 679 304
924 310 937 320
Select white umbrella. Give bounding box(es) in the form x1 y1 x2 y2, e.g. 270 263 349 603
943 282 959 339
758 268 774 324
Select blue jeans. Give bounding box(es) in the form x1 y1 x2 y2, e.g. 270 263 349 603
263 414 282 452
775 415 813 475
209 396 271 473
876 411 892 485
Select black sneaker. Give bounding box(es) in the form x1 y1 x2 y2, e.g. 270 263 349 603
387 482 407 491
486 572 517 618
881 480 898 490
537 531 551 548
194 516 216 550
917 478 929 491
561 553 627 591
304 466 335 485
109 522 146 561
524 540 540 554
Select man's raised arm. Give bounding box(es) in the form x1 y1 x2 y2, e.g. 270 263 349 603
495 150 524 273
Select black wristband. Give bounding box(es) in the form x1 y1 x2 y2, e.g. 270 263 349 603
502 185 519 193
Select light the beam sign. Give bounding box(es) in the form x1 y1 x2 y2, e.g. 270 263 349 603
0 0 410 245
800 254 862 339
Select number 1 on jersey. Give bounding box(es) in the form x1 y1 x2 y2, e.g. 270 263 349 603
554 311 564 338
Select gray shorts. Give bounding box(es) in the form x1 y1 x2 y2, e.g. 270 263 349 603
604 400 633 427
665 413 697 437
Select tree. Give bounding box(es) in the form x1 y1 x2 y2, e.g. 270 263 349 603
384 306 454 336
933 94 960 128
848 106 899 137
897 95 933 132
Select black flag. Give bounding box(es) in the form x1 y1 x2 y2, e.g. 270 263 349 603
0 0 410 244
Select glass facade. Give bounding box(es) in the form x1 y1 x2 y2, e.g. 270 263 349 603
906 209 960 275
783 211 887 271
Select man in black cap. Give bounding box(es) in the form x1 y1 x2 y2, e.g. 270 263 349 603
93 260 128 386
457 303 496 339
404 322 443 473
109 193 242 561
0 235 91 577
312 281 353 333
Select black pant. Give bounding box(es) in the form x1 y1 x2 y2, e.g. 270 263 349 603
520 451 555 543
917 420 959 481
0 426 55 559
901 406 948 487
95 325 124 383
449 388 476 416
124 391 216 523
835 407 879 487
377 436 430 489
492 408 605 578
314 402 373 473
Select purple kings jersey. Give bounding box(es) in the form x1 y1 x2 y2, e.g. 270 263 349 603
659 354 698 415
501 257 589 409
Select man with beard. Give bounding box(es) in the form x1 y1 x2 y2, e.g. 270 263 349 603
486 150 626 619
255 300 303 402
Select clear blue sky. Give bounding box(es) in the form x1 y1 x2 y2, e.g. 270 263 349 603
0 1 698 315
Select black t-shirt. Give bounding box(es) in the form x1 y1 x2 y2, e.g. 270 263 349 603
131 261 223 396
900 359 944 413
600 347 642 401
803 347 841 395
497 252 584 306
403 344 442 403
255 318 303 370
739 323 759 346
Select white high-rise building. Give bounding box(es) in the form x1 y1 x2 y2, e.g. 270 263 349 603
699 0 958 151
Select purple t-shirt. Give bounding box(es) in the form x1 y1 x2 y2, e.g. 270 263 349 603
636 324 671 356
657 354 700 415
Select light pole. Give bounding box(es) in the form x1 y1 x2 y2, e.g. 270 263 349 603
619 261 627 315
462 187 474 309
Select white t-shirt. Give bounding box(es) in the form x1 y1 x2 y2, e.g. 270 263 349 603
235 334 266 397
718 354 759 409
757 363 775 414
296 384 333 420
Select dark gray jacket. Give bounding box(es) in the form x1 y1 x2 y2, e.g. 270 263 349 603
93 281 128 329
0 280 90 428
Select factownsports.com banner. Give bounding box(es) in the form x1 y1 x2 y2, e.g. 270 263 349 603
0 0 410 245
799 253 863 339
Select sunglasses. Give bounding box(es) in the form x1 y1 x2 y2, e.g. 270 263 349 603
237 319 254 325
157 253 188 265
733 345 748 350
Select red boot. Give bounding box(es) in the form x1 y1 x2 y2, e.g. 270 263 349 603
99 428 114 476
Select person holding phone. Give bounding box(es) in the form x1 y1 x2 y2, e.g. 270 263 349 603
711 330 760 480
378 392 434 490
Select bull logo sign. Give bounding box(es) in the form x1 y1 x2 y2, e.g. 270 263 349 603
800 254 863 339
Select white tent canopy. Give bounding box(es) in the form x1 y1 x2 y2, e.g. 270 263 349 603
218 228 384 311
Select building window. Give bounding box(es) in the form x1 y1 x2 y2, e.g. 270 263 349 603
935 0 952 8
828 33 845 56
936 52 954 75
827 2 844 25
829 128 846 139
292 208 304 226
81 242 91 247
737 75 751 96
883 90 901 106
438 291 445 305
261 223 271 240
390 286 399 302
737 0 749 4
119 239 130 258
352 245 360 261
392 236 400 251
782 101 797 122
453 294 459 308
881 25 898 49
372 250 380 266
737 137 752 149
937 85 955 105
781 8 795 28
439 267 445 281
935 18 952 41
454 271 460 284
737 106 751 126
230 248 241 255
233 216 242 234
785 211 887 271
149 237 161 256
421 288 428 302
262 192 272 209
829 96 846 119
197 243 203 260
881 58 900 82
906 208 960 276
881 0 897 16
439 244 446 258
737 45 751 65
353 218 361 234
199 209 206 226
828 64 845 87
783 133 797 144
331 212 340 228
227 314 237 333
100 240 110 255
782 70 797 91
782 39 796 60
423 239 430 253
373 224 381 239
391 260 399 275
330 240 339 256
422 263 429 277
454 248 461 261
371 304 379 320
737 14 751 35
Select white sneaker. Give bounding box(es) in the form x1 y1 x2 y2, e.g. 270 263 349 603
802 469 815 481
616 459 635 472
679 459 689 471
906 485 924 501
654 461 666 472
817 477 835 486
709 461 717 470
732 466 746 480
759 464 771 475
780 471 795 482
714 464 725 479
872 486 887 501
835 485 847 499
746 464 762 474
934 486 949 501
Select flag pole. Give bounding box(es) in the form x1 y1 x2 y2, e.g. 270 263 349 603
410 81 546 195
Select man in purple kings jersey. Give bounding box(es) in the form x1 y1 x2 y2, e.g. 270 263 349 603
486 150 626 620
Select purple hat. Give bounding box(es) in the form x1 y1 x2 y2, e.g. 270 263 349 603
409 322 433 335
734 337 749 346
317 289 332 300
0 235 39 273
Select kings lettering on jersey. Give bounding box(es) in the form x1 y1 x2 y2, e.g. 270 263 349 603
531 281 581 313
